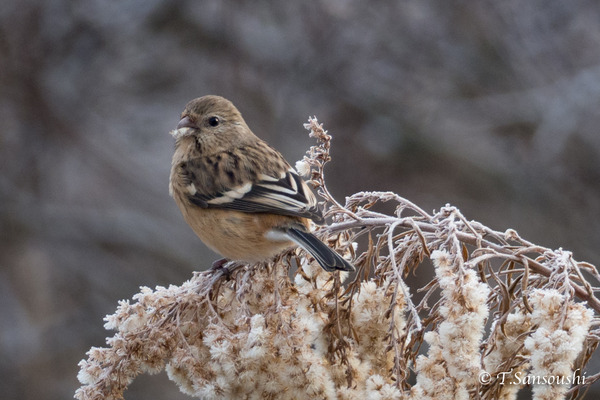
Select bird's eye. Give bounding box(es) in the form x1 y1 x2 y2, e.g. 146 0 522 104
207 116 220 127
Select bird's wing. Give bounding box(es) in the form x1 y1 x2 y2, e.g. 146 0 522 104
183 163 325 224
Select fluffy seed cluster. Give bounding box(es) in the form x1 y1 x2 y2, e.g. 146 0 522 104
483 312 533 399
524 288 593 400
75 258 407 400
411 250 491 400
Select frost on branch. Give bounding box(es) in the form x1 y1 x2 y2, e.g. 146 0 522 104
76 117 600 400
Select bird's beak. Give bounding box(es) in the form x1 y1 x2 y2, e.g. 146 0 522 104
177 116 197 129
170 116 198 139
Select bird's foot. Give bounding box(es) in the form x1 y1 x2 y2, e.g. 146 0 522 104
210 258 232 278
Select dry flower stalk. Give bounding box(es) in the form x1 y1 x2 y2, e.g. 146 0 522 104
76 117 600 400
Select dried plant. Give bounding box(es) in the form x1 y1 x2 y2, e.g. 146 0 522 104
75 118 600 400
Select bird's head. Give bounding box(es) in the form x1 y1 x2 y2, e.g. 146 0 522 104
170 95 254 147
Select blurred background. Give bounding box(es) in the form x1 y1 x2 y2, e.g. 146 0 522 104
2 1 600 399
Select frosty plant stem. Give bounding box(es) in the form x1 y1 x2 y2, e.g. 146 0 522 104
75 117 600 400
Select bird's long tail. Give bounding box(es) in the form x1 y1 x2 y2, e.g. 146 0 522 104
285 227 354 272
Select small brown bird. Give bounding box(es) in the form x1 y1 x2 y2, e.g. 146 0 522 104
169 95 353 272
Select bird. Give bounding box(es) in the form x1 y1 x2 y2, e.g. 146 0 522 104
168 95 354 272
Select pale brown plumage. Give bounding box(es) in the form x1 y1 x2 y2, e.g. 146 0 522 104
169 95 353 272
